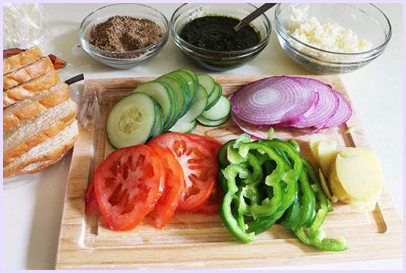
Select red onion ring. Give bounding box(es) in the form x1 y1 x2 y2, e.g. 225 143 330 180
230 76 318 126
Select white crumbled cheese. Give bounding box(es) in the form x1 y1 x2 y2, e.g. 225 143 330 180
286 8 373 63
289 17 372 53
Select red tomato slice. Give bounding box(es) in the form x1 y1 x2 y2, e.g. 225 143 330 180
148 144 185 228
148 132 219 211
85 182 99 216
184 133 223 147
196 183 222 215
93 145 165 231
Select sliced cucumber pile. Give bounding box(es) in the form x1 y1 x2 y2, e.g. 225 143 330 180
106 70 231 148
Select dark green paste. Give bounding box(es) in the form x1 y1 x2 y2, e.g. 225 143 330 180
179 16 261 51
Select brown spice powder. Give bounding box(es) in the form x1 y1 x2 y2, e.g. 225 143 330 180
88 16 163 53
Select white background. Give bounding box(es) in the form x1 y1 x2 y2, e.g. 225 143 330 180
2 3 403 269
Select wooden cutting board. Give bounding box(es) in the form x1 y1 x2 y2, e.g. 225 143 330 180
56 75 403 269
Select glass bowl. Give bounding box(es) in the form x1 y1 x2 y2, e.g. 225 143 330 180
79 4 169 69
170 3 271 71
275 3 392 74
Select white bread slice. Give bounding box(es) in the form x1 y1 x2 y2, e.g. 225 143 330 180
3 57 55 90
3 70 61 108
4 100 77 166
3 120 79 177
3 46 44 74
3 83 70 132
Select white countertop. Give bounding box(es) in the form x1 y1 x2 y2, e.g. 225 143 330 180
3 3 403 270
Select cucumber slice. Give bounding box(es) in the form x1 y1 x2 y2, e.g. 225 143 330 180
197 116 229 127
152 104 164 137
174 69 199 103
155 77 186 124
169 70 197 106
169 120 197 133
170 84 208 132
132 81 175 131
107 93 157 148
198 74 215 96
205 82 222 110
165 73 191 112
200 95 230 121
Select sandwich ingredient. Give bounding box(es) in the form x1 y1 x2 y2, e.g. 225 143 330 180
230 76 352 135
179 16 261 51
106 69 231 148
309 135 383 211
219 132 347 251
3 46 78 177
93 145 165 231
86 132 221 230
289 10 373 53
147 144 185 228
88 16 163 52
148 132 221 211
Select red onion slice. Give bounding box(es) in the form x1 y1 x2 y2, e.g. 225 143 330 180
324 91 352 128
231 76 318 125
231 112 268 139
291 78 340 128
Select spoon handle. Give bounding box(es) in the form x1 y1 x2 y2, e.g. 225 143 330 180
234 3 276 32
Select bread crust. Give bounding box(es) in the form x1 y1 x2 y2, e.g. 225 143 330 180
3 109 77 166
3 46 44 74
3 84 70 132
16 153 67 176
3 128 78 177
3 57 55 90
3 70 61 108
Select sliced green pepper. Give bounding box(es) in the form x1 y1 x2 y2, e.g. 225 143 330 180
220 164 254 243
295 227 348 251
297 170 317 227
247 139 302 234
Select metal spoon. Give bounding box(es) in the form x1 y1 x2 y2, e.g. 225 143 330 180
234 3 277 32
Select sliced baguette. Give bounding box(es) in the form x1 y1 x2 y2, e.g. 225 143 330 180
3 57 55 90
18 153 66 175
3 46 44 74
3 120 79 177
3 83 70 132
3 70 61 108
4 100 77 166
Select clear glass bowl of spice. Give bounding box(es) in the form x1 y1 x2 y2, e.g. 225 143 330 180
170 3 271 71
79 4 169 69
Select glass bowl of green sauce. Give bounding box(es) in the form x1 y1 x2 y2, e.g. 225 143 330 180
170 3 272 71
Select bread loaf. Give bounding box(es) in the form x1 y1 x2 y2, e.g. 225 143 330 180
3 120 79 177
3 57 54 90
3 100 77 166
3 46 79 177
3 46 44 74
3 83 70 132
3 70 61 108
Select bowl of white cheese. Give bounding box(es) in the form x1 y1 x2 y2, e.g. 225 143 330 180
275 3 391 74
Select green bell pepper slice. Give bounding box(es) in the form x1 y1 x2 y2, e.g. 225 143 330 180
220 164 255 243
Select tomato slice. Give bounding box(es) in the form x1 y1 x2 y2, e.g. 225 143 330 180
184 133 223 147
148 132 219 211
93 145 165 231
195 183 222 214
148 144 185 228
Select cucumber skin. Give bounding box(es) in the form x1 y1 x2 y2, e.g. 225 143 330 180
201 95 231 121
197 116 229 127
205 83 222 110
